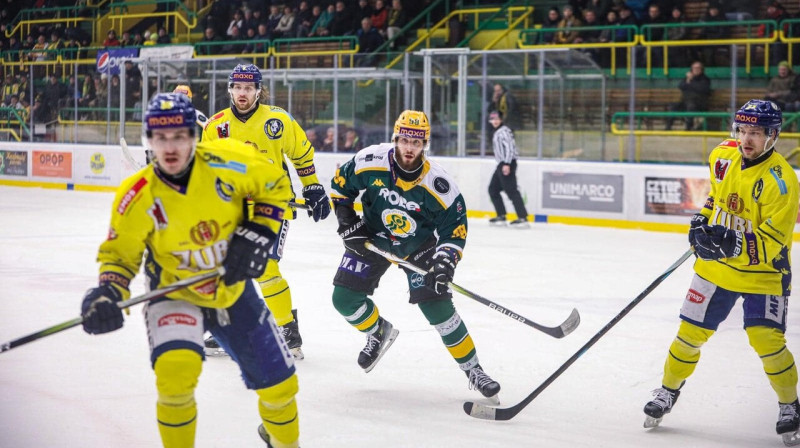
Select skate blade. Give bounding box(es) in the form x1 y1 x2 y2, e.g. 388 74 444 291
509 223 531 229
290 347 305 360
363 328 399 373
483 394 500 406
643 416 662 428
489 222 507 227
783 431 800 446
204 348 229 357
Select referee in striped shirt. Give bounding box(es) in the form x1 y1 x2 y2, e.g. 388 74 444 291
488 110 529 227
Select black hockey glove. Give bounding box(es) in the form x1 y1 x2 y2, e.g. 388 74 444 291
693 225 743 261
222 221 277 285
687 213 709 247
81 283 124 335
302 183 331 222
338 218 370 255
425 249 458 295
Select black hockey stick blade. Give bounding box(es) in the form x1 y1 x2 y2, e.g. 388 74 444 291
463 248 694 421
0 269 223 354
364 242 580 338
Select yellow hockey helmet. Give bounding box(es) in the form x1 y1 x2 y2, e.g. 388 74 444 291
393 110 430 141
173 85 193 100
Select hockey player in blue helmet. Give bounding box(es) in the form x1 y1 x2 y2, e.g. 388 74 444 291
228 63 263 114
644 99 800 446
82 91 300 447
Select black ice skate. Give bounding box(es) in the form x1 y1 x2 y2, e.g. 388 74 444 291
489 215 507 226
777 399 800 446
357 317 399 373
466 364 501 404
643 384 682 428
509 218 530 228
258 424 298 447
280 309 304 360
203 334 227 357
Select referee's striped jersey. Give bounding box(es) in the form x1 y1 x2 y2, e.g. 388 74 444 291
492 125 518 164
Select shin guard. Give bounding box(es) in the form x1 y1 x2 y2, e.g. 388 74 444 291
154 349 203 448
663 321 714 390
259 259 293 326
257 374 300 448
747 326 799 403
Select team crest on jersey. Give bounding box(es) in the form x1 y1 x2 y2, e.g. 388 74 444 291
215 178 234 202
726 193 745 214
714 158 731 183
147 198 169 230
753 179 764 202
190 220 220 245
381 209 417 238
216 121 230 139
265 118 284 139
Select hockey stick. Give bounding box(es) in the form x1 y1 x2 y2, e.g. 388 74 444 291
0 268 223 354
364 242 580 338
463 248 694 421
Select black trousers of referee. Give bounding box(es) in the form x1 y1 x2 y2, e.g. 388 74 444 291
488 160 528 220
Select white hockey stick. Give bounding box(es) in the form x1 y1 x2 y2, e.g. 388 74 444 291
120 137 143 170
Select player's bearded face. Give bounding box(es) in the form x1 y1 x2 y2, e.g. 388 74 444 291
736 125 770 160
394 136 425 171
150 128 195 175
229 82 259 113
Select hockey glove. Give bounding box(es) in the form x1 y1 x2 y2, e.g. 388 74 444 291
425 249 458 295
687 213 709 247
302 184 331 222
81 283 124 335
222 221 277 285
338 218 370 255
693 225 743 260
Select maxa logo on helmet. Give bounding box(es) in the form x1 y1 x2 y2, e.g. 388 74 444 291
735 113 758 124
148 114 185 128
231 73 256 81
397 127 426 139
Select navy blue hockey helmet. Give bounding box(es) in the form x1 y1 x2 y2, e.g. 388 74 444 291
144 93 196 137
228 63 262 88
732 99 782 139
144 93 195 137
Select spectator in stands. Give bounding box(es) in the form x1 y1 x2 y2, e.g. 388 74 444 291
640 4 666 67
356 16 384 67
666 61 712 131
356 0 374 24
578 9 603 63
227 9 244 38
77 73 95 118
761 1 791 65
311 4 335 37
223 26 246 53
331 1 356 36
306 127 321 151
42 74 66 122
1 73 18 104
274 5 296 38
199 27 223 55
725 0 758 21
584 0 611 18
624 0 650 21
6 35 20 61
93 74 107 114
598 9 623 68
618 5 638 27
266 5 283 38
490 83 521 131
119 31 133 47
295 1 314 38
251 8 264 33
666 6 688 68
386 0 408 48
46 31 62 56
541 7 561 44
103 30 120 47
554 5 582 45
322 126 336 151
765 61 796 111
697 2 728 66
242 8 256 34
28 34 47 62
157 27 171 44
343 128 363 152
132 31 145 46
124 60 142 109
371 0 389 37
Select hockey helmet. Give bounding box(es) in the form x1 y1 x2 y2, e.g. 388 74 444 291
732 99 782 139
144 92 196 137
228 63 262 88
393 110 430 141
173 84 193 100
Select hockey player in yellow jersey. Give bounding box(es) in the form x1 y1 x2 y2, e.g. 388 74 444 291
80 93 301 448
202 64 330 360
643 100 800 446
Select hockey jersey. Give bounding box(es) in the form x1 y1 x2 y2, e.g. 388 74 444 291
330 143 468 259
694 139 798 296
201 105 321 190
97 139 291 308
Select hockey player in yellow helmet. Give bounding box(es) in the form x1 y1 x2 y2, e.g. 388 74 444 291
172 84 209 130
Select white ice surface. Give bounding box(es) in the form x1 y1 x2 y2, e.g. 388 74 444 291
0 186 798 448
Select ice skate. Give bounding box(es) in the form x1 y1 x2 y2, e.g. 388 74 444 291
258 424 299 447
280 309 304 360
357 317 399 373
777 399 800 446
489 215 507 226
509 217 530 228
466 364 501 405
643 384 682 428
203 334 227 357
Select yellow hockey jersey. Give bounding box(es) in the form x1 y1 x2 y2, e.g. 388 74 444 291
694 139 798 296
97 139 292 309
202 105 321 190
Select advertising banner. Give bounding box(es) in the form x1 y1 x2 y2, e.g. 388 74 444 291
542 172 624 212
96 48 140 75
0 150 28 176
644 177 710 216
138 46 194 77
74 149 120 185
32 150 72 179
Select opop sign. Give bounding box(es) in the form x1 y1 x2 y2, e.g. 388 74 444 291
32 150 72 178
96 48 140 75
